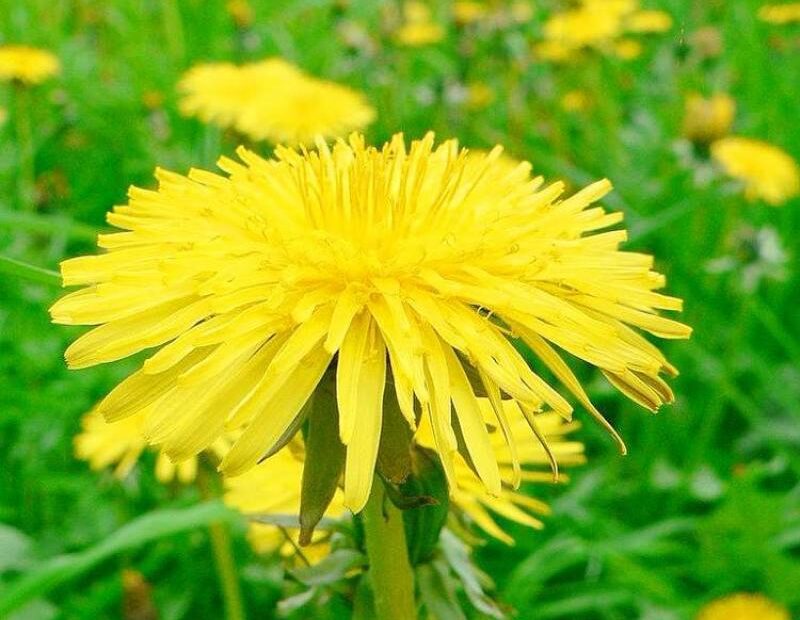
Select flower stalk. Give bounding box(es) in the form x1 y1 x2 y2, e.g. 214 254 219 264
362 479 417 620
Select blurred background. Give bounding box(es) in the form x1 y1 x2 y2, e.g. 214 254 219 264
1 0 799 618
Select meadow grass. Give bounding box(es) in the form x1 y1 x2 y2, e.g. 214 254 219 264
1 1 799 618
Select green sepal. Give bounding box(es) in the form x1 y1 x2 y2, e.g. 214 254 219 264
299 380 345 546
376 388 414 484
400 447 450 565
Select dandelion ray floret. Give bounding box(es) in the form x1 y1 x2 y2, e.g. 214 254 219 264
51 133 690 512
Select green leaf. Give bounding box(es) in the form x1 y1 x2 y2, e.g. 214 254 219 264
290 549 366 587
440 529 505 619
300 382 345 546
0 501 239 616
416 561 467 620
0 524 33 574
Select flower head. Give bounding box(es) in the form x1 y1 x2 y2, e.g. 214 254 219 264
453 1 489 25
395 1 445 45
0 45 60 85
224 442 344 562
418 402 585 544
52 133 689 513
711 137 800 205
625 10 673 33
696 593 789 620
75 411 230 483
683 93 736 144
759 3 800 24
179 59 375 145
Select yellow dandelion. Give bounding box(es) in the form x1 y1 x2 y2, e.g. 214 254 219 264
226 0 254 28
453 1 489 25
625 10 673 33
759 3 800 24
543 8 623 51
682 93 736 144
395 1 445 45
533 40 574 62
52 132 689 514
711 137 800 205
418 402 584 544
224 442 344 563
395 23 445 46
509 2 534 24
75 411 230 484
465 82 496 109
582 0 638 16
178 59 375 146
614 38 643 60
0 45 60 85
561 90 591 113
696 593 790 620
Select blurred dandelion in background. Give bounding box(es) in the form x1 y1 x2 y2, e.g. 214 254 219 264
758 3 800 25
711 137 800 205
683 93 736 145
0 44 60 84
178 58 375 145
696 592 790 620
394 1 445 46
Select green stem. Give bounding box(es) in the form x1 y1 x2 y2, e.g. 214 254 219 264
14 84 36 212
0 209 97 242
198 469 246 620
362 480 416 620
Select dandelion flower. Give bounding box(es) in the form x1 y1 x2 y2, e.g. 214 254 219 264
682 93 736 144
226 0 254 28
543 8 623 51
465 82 496 109
759 3 800 24
224 442 344 563
418 402 585 544
0 45 60 85
179 59 375 146
561 90 591 113
52 132 689 513
395 1 445 45
711 137 800 205
625 10 673 33
614 39 643 60
453 1 489 25
696 593 790 620
75 411 230 483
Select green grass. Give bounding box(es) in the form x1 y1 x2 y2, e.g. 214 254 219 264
1 0 799 618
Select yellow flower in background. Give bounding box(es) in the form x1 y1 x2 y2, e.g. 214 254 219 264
510 1 534 23
696 593 790 620
453 1 489 25
178 59 375 145
0 45 60 85
711 137 800 205
759 3 800 24
682 93 736 144
561 90 591 113
52 132 688 514
533 40 574 62
543 8 623 51
614 38 643 60
224 443 344 563
74 411 231 484
625 10 673 33
538 2 672 61
418 403 585 544
466 81 496 109
395 2 445 45
226 0 254 28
